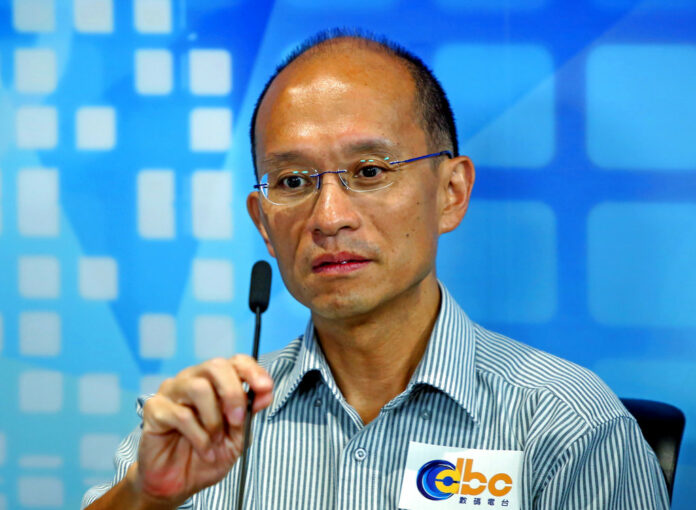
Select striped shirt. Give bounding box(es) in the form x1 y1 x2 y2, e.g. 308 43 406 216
83 284 669 509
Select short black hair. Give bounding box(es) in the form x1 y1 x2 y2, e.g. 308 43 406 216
249 28 459 179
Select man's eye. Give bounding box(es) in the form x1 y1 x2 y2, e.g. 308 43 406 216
356 165 385 179
278 174 310 189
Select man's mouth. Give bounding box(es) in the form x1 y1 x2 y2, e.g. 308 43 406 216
311 252 371 274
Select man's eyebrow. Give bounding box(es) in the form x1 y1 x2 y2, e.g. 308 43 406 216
262 138 397 168
342 139 398 156
262 151 306 167
262 139 399 167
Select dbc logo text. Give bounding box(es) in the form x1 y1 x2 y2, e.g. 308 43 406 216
416 458 513 501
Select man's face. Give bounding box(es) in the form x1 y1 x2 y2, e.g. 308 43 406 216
248 46 465 321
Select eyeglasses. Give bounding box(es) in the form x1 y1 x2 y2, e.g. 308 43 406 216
254 150 453 206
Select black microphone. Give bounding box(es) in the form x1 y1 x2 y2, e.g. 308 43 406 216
249 260 272 315
236 261 272 510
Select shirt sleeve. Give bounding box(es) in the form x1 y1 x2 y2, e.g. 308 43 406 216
80 422 142 509
535 415 670 509
80 395 195 509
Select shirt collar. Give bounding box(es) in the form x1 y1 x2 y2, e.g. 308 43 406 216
404 283 479 423
267 320 337 418
267 282 478 422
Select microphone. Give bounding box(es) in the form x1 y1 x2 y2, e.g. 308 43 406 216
236 261 272 510
249 260 272 315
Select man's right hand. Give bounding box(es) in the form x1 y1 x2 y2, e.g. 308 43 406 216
87 355 274 510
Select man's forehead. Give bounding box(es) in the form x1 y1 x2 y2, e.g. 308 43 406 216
253 41 423 170
260 42 415 114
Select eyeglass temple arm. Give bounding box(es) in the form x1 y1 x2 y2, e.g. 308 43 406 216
389 150 453 166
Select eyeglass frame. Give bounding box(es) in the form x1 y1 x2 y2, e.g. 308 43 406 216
253 149 453 206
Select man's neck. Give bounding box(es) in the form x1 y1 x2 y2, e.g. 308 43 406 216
311 275 441 425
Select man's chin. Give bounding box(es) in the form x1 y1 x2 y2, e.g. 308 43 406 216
306 292 379 322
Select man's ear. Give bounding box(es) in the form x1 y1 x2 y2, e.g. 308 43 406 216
246 192 277 258
439 155 475 234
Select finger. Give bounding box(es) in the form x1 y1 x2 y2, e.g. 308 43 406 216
171 376 224 439
196 358 249 428
251 387 274 414
230 355 274 416
230 354 273 395
142 395 215 463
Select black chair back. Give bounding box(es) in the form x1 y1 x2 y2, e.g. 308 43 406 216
620 398 686 502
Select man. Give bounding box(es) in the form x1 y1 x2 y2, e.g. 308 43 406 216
83 31 669 509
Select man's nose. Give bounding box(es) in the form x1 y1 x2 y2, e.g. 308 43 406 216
307 172 360 237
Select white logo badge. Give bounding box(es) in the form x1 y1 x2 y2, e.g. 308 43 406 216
398 441 523 510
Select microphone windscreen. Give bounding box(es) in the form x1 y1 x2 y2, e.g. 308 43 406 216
249 260 272 313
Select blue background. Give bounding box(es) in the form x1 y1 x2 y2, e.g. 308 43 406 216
0 0 695 508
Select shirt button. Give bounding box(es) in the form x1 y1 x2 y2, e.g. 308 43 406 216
420 409 432 420
354 447 367 462
314 398 322 407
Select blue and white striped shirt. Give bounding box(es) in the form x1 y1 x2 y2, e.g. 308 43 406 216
83 285 669 509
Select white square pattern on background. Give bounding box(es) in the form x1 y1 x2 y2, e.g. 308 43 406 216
137 169 175 238
19 370 63 412
17 455 63 469
192 170 232 239
140 374 168 395
18 477 64 507
12 0 55 33
14 48 57 93
74 0 113 33
20 456 64 470
18 255 60 298
16 106 58 149
18 168 60 237
194 315 235 360
189 108 232 152
76 107 116 150
78 374 120 414
135 49 173 95
79 434 121 470
134 0 172 33
193 259 233 302
19 311 61 356
79 256 118 300
139 313 176 359
189 49 232 95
